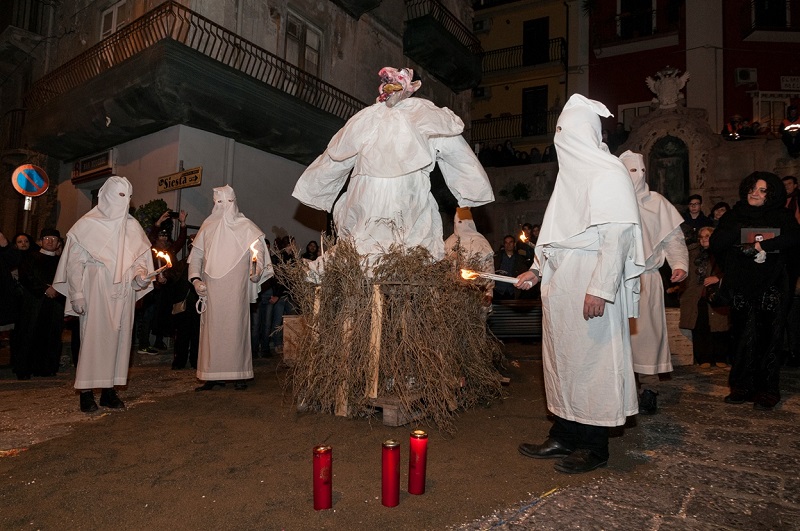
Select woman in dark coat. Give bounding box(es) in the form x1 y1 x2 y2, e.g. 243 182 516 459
14 228 66 379
678 226 730 367
710 171 800 410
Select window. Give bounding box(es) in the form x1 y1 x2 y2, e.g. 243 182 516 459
618 0 656 39
618 101 652 131
285 14 321 76
100 0 129 40
752 0 789 28
751 92 800 134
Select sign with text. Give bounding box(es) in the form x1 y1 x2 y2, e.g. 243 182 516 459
157 167 202 193
780 76 800 91
72 150 113 184
12 164 49 197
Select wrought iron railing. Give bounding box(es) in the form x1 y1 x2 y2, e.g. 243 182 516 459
470 111 560 144
592 6 681 47
25 1 367 120
480 38 567 74
406 0 483 54
0 109 26 151
740 0 800 35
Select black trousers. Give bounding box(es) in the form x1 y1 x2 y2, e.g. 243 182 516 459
549 415 609 460
172 308 200 369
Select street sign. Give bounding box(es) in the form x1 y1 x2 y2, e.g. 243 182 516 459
157 167 203 193
12 164 49 197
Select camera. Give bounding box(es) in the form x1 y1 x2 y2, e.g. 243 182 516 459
169 211 180 218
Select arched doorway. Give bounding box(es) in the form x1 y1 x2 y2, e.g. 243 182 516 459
648 135 690 204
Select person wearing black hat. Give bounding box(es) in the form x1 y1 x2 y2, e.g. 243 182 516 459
13 228 66 379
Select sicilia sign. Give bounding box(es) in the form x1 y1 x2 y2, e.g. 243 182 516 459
157 167 202 193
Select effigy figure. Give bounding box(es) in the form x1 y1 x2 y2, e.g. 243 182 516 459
292 67 494 264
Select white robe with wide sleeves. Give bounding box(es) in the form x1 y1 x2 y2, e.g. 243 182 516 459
293 98 494 261
540 224 641 426
52 176 153 389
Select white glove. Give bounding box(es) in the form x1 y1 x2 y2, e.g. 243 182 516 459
249 267 262 283
72 298 86 315
754 250 767 264
193 279 207 296
133 274 151 289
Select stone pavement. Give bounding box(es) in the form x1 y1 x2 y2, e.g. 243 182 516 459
460 356 800 530
1 342 799 529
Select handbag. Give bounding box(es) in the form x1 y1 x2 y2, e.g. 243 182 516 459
703 280 729 307
172 289 191 315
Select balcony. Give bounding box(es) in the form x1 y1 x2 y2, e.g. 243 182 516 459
404 0 483 92
481 39 567 75
23 1 368 164
329 0 382 19
470 111 559 144
592 6 681 55
740 0 800 42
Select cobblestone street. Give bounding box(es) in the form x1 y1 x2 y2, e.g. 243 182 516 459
1 342 798 530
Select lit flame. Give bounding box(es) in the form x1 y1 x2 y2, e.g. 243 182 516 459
460 269 479 280
250 241 258 262
154 250 172 268
519 231 527 243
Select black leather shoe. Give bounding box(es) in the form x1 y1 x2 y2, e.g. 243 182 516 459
724 391 751 404
554 449 608 474
753 393 779 411
195 381 226 392
638 389 658 415
233 382 248 391
80 391 98 413
518 438 574 459
99 388 125 409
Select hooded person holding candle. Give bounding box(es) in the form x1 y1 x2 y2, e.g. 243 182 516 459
188 185 272 391
53 176 154 412
514 94 646 474
445 207 495 304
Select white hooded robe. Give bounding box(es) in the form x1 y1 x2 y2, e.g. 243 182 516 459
188 186 272 381
535 95 646 427
292 97 494 261
620 151 689 375
53 176 153 389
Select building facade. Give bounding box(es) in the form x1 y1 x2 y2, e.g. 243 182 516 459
1 0 483 246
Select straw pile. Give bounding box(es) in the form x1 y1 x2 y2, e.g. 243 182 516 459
275 237 505 433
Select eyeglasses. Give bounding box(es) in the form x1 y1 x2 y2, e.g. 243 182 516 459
42 236 59 242
689 202 701 206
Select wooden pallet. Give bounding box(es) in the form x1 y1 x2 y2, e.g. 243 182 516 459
368 395 424 427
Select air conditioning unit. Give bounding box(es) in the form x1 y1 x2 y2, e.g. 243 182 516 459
473 18 492 34
472 86 492 99
735 68 757 85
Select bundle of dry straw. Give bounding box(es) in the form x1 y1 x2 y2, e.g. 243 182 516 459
275 237 505 433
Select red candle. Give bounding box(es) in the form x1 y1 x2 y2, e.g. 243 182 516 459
408 430 428 495
313 445 332 510
382 439 400 507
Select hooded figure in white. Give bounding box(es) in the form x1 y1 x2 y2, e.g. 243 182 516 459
188 185 272 389
445 207 495 301
292 67 494 264
515 94 646 474
619 151 688 384
53 176 153 412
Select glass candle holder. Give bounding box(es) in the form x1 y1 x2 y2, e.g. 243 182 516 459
382 439 400 507
313 445 332 510
408 430 428 495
